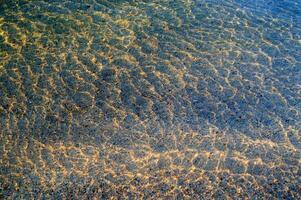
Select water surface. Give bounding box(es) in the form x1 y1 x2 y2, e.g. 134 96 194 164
0 0 301 199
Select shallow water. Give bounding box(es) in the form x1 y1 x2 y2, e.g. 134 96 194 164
0 0 300 199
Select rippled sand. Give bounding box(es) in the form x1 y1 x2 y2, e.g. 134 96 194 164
0 0 301 199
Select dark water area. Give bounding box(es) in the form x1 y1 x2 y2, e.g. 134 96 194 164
0 0 300 199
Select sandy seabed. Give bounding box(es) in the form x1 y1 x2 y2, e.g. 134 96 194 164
0 0 300 199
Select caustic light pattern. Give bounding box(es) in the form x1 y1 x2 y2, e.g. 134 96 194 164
0 0 300 199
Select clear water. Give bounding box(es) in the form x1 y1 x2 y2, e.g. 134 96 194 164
0 0 300 199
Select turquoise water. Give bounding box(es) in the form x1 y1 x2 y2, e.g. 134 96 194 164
0 0 300 199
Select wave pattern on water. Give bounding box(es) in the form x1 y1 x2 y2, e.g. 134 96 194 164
0 0 301 199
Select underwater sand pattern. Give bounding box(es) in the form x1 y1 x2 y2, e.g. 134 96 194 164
0 0 301 199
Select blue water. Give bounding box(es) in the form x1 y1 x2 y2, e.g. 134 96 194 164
0 0 300 199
